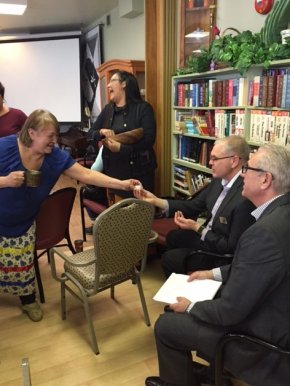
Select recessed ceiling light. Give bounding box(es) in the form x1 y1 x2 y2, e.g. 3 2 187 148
0 0 27 15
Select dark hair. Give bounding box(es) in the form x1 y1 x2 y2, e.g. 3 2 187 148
114 70 142 104
0 82 5 98
19 109 59 147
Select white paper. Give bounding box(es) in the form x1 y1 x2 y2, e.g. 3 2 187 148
153 273 222 304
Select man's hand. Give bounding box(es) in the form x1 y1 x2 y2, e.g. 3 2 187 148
188 270 214 282
169 297 191 313
133 188 167 210
174 211 200 232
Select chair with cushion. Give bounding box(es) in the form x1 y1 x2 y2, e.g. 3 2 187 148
34 187 76 303
50 198 155 354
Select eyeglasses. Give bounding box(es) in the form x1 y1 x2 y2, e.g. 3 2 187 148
242 165 267 174
209 155 236 162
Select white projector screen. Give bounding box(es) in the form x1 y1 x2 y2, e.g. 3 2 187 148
0 36 82 123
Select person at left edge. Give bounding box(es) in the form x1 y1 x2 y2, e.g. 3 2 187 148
0 81 27 137
0 109 141 323
89 70 157 205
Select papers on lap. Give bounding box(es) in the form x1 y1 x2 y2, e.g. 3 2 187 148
153 273 222 304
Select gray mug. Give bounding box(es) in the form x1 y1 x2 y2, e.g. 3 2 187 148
25 170 42 187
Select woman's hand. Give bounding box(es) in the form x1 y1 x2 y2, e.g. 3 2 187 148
5 171 25 188
120 179 142 191
104 138 121 152
100 128 115 137
174 211 200 232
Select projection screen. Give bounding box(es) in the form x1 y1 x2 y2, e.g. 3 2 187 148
0 35 82 123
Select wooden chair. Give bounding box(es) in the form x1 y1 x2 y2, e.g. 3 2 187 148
34 187 76 303
50 198 155 354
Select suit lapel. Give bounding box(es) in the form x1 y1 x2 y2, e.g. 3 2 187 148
214 176 243 220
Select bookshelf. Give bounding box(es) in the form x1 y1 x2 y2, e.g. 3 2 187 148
171 59 290 197
179 0 217 68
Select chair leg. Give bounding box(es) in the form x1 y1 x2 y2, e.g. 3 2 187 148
61 278 67 320
80 197 87 242
65 232 76 255
110 285 115 299
34 253 45 303
82 295 99 354
134 275 151 326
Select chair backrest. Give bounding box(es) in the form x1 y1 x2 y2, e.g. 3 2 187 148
92 198 155 290
35 187 76 250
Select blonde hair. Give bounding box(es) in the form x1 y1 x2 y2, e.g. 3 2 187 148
18 109 59 146
215 135 250 162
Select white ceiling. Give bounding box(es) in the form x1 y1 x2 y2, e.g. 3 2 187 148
0 0 118 35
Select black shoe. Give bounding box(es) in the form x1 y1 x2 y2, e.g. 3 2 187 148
145 376 165 386
85 226 93 235
164 304 174 313
192 361 213 384
192 361 232 386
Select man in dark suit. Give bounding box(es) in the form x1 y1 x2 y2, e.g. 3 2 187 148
145 143 290 386
135 135 256 277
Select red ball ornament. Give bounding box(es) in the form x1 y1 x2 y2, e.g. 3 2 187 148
255 0 274 14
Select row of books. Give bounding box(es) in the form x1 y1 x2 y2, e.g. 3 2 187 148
175 77 249 108
174 109 246 138
249 109 290 146
175 110 215 136
250 68 290 109
176 137 214 167
173 165 211 195
174 66 290 109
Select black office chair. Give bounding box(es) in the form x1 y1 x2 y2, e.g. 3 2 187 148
184 250 233 274
215 332 290 386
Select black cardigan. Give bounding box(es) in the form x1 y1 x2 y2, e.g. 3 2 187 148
90 101 157 194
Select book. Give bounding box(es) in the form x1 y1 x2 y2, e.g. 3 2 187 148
153 273 222 304
252 75 261 106
238 77 249 106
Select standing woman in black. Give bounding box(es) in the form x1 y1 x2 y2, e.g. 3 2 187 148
90 70 157 204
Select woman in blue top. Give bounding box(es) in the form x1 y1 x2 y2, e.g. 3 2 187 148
0 109 140 322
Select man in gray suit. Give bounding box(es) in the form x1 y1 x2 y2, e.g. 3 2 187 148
146 143 290 386
135 135 256 277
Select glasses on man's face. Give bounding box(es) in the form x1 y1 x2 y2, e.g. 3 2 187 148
242 165 267 174
209 155 235 162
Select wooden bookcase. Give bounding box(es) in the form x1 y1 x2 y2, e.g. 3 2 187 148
179 0 217 68
171 60 290 197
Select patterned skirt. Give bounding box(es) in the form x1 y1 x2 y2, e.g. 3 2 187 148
0 223 36 296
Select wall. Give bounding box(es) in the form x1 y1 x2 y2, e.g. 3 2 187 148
90 0 278 63
94 6 145 61
216 0 278 34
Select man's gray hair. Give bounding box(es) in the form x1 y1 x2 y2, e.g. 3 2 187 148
256 144 290 194
215 135 250 162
